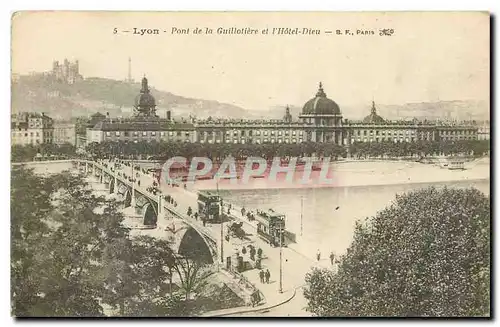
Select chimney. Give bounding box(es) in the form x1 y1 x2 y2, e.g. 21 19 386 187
167 110 171 121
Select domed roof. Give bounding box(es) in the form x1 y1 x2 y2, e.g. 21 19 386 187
363 101 385 124
135 92 156 108
302 82 341 115
135 76 156 108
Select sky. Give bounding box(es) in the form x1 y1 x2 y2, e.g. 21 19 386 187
11 11 489 111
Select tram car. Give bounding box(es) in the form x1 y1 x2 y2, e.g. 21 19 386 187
197 191 222 223
255 209 286 247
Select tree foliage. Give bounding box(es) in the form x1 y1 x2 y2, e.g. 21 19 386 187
11 167 212 317
11 143 77 162
85 139 489 163
304 187 490 317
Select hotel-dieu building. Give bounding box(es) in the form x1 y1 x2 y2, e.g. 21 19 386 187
86 77 479 146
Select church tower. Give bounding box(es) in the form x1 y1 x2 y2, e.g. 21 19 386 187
134 76 157 117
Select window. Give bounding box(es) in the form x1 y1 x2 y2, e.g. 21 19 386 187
185 132 190 136
292 138 297 143
36 132 39 137
160 132 165 136
30 132 34 137
169 131 174 136
233 131 238 136
241 130 246 136
177 131 181 136
264 131 268 136
106 132 111 136
256 131 261 136
299 138 303 143
271 131 275 136
124 131 129 136
278 131 282 136
151 131 156 136
115 131 120 136
285 131 289 136
364 130 367 136
134 131 138 136
142 131 147 136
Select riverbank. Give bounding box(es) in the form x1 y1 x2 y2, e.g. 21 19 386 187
191 157 490 191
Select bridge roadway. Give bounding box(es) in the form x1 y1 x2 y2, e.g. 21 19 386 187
105 160 320 316
77 160 222 256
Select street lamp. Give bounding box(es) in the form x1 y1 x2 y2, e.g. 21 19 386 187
279 216 284 294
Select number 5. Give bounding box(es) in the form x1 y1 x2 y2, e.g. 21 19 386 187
113 28 118 34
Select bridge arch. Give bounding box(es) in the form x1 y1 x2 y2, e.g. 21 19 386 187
123 189 132 207
142 202 158 227
178 226 214 264
109 178 115 194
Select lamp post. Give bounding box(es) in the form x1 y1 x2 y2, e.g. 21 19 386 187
279 218 283 294
131 153 136 207
217 179 224 265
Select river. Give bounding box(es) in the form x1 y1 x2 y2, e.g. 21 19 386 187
217 179 490 258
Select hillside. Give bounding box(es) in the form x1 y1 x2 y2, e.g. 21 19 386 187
11 74 489 122
11 74 253 120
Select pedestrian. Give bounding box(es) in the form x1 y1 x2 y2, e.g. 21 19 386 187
259 270 265 283
265 269 270 283
330 252 335 265
316 249 321 262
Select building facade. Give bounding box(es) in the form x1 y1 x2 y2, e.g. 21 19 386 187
11 112 54 145
53 122 77 145
86 78 480 146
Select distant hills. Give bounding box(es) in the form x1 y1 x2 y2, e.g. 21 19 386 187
11 74 253 121
11 74 489 121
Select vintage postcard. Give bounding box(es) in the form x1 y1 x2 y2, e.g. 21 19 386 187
10 11 490 318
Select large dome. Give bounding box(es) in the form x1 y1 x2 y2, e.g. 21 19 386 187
135 92 156 108
302 82 341 115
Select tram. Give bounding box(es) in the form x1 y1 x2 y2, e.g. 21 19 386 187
197 191 222 223
255 209 286 247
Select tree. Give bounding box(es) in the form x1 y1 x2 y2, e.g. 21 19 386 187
304 187 490 317
11 168 191 317
174 255 214 301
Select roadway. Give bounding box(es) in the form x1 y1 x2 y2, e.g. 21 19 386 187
91 159 332 316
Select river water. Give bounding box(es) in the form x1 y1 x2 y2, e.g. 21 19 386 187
217 179 490 257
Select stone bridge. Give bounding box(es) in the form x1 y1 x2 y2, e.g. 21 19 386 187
13 159 218 264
